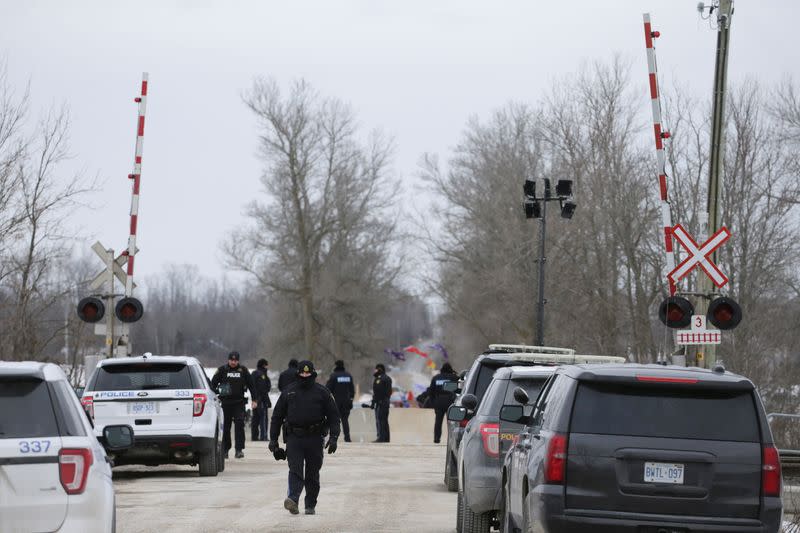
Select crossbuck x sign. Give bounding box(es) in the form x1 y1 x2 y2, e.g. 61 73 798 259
667 224 731 289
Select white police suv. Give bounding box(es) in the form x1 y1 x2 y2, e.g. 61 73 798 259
82 354 225 476
1 362 133 533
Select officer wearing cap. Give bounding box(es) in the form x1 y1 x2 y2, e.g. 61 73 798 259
211 352 257 459
326 360 355 442
269 360 340 516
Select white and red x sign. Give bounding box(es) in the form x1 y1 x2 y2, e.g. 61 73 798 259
667 224 731 288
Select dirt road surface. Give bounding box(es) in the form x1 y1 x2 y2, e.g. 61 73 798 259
114 441 456 533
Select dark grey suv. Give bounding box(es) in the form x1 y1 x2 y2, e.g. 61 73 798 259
501 364 782 533
450 366 554 533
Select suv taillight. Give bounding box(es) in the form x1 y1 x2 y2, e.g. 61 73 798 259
544 433 568 484
459 418 470 428
59 448 93 495
80 396 94 419
193 393 207 417
762 445 781 497
479 423 500 458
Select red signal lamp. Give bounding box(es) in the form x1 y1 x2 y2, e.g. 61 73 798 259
77 297 105 323
707 296 742 330
115 297 144 323
658 296 694 329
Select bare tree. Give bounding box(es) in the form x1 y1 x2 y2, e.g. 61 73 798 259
224 78 402 367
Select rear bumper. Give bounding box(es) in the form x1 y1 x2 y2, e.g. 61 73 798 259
103 435 216 466
537 508 780 533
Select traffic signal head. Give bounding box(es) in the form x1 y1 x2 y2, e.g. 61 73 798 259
115 297 144 323
658 296 694 329
77 297 105 323
707 296 742 330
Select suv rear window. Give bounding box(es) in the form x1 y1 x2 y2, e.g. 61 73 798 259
90 363 194 391
0 378 59 438
571 383 760 443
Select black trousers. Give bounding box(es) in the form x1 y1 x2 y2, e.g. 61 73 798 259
251 404 269 441
375 400 390 442
286 434 324 509
337 404 351 441
434 407 447 442
222 402 246 452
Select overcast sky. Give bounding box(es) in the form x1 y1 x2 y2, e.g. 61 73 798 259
2 0 798 284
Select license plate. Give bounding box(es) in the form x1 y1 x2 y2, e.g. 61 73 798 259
128 402 158 415
644 462 684 484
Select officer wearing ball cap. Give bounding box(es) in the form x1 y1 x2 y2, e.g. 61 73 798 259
269 360 340 516
211 351 257 459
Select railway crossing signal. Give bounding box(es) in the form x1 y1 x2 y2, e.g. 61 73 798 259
668 224 731 289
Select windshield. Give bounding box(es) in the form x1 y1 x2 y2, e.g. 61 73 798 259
90 363 194 391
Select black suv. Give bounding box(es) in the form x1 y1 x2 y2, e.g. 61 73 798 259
443 345 623 492
501 363 782 533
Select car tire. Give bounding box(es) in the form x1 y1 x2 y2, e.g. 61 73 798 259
445 452 458 492
457 488 464 533
216 433 225 473
522 490 535 533
199 435 219 477
498 480 519 533
463 500 491 533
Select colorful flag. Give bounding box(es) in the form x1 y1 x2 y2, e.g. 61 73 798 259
428 343 449 360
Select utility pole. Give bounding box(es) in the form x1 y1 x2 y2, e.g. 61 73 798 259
695 0 734 369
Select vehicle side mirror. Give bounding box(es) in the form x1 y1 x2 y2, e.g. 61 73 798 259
461 393 478 411
513 386 529 405
103 424 134 451
499 405 530 424
443 381 459 393
447 405 467 422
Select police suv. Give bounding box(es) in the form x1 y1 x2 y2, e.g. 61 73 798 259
82 354 225 476
1 362 133 533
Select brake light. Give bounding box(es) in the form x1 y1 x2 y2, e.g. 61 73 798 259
80 396 94 419
544 433 568 484
636 375 698 384
193 393 207 417
59 448 93 495
479 423 500 458
762 445 781 497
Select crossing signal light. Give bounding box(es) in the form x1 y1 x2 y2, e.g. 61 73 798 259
77 297 105 323
707 296 742 330
115 297 144 323
658 296 694 329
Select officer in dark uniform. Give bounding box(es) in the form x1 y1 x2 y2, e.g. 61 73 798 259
425 362 459 443
278 359 299 392
372 363 392 443
269 360 340 516
211 352 257 458
325 360 355 442
251 358 272 441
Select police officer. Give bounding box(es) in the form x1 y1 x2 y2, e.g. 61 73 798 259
325 360 355 442
372 363 392 443
426 362 459 444
211 352 257 458
278 359 299 392
251 358 272 441
269 361 340 516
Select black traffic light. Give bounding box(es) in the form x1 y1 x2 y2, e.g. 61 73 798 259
77 297 105 323
707 296 742 330
115 297 144 323
658 296 694 329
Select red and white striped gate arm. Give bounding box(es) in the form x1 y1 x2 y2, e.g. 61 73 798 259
643 14 677 296
125 72 148 297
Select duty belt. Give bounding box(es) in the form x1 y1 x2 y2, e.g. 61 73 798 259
286 421 326 437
